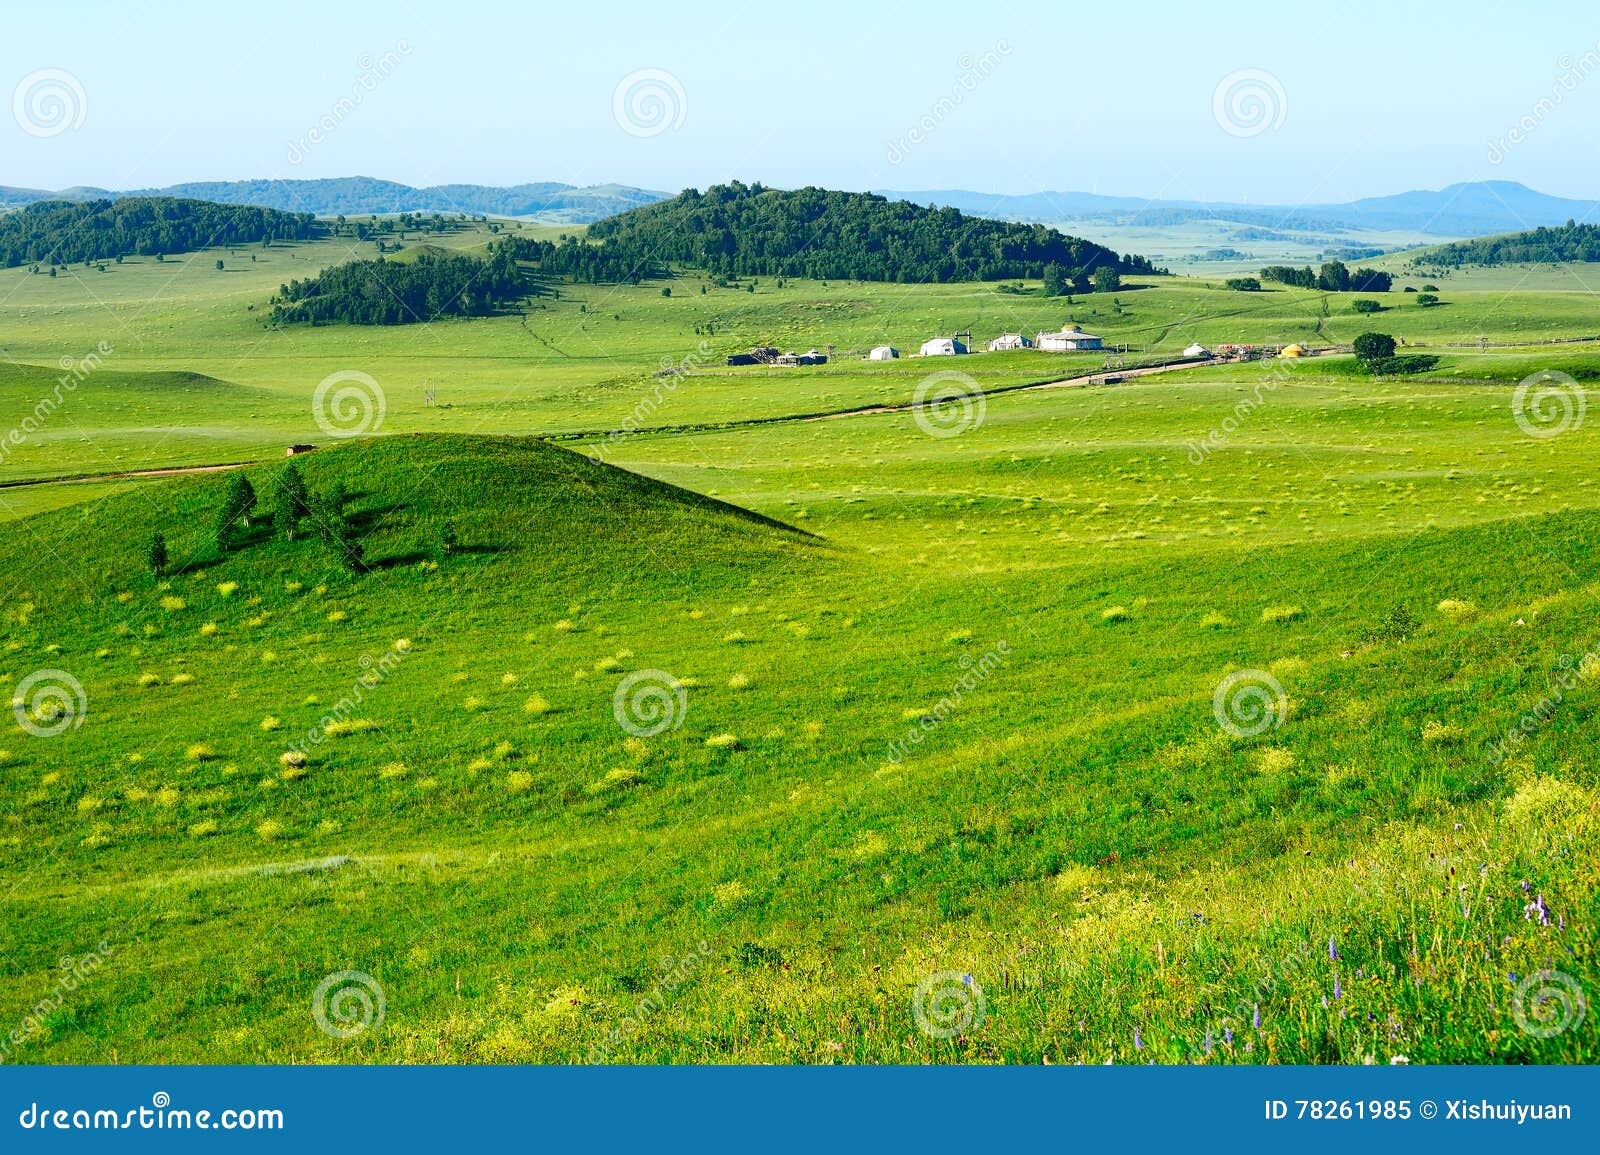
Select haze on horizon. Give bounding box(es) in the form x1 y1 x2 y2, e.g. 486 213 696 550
5 0 1600 207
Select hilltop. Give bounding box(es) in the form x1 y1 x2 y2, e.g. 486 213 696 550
581 181 1162 281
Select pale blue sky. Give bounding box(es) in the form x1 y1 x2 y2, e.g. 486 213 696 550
5 0 1599 204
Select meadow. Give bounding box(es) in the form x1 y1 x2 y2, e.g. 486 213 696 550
0 222 1595 1064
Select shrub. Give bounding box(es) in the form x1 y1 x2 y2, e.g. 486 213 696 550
146 533 169 577
1351 299 1381 313
1224 277 1261 291
1416 293 1440 307
1352 332 1397 363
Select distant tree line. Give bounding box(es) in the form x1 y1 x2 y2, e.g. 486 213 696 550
1420 220 1600 267
574 181 1165 283
267 248 526 325
498 234 667 284
1258 261 1393 292
0 197 320 267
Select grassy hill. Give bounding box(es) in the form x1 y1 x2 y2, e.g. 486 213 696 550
0 420 1595 1063
3 215 1599 1065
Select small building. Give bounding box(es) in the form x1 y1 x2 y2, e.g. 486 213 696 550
867 345 899 361
727 346 781 366
1279 343 1306 359
797 349 828 365
1035 325 1103 352
919 337 969 357
989 333 1032 351
1183 343 1211 358
285 444 316 457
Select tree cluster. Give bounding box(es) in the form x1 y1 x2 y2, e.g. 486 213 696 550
1258 261 1393 293
0 197 319 267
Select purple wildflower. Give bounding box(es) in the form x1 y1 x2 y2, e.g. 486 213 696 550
1334 977 1343 999
1328 935 1339 961
1224 1027 1234 1045
1252 1004 1261 1029
1134 1027 1144 1051
1204 1031 1213 1055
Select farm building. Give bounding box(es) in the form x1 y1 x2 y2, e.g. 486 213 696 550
1183 343 1211 357
867 345 899 361
1035 325 1103 352
727 346 781 366
989 333 1032 351
919 337 969 356
774 349 828 366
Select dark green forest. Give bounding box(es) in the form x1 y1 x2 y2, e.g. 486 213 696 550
578 182 1163 282
0 197 321 267
267 248 526 325
1420 220 1600 267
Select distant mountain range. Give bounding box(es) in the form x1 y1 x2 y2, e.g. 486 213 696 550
0 177 670 224
877 181 1600 238
3 177 1595 239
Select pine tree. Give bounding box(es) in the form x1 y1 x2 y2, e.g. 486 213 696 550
146 532 168 577
273 462 313 542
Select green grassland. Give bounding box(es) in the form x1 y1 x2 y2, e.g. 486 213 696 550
0 222 1597 1064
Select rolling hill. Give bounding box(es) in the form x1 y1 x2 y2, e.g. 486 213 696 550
0 178 671 223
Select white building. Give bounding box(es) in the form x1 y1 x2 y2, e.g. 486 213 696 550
919 337 969 356
867 345 900 360
1035 324 1103 352
989 333 1031 351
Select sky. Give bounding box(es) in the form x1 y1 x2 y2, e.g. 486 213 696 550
5 0 1600 205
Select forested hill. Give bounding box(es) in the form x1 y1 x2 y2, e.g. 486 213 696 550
1418 220 1600 268
581 182 1163 282
0 197 321 267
